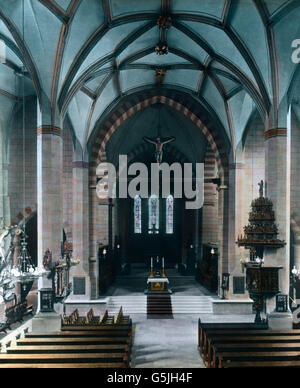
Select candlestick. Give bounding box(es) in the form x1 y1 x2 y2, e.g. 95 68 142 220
150 257 154 277
162 257 165 268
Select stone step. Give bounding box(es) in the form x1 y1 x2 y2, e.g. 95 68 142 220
107 295 213 314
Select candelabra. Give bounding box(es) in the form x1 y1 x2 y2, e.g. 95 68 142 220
10 232 47 284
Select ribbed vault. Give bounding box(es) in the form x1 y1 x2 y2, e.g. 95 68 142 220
0 0 299 155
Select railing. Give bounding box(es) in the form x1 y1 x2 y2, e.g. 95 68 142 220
0 318 32 353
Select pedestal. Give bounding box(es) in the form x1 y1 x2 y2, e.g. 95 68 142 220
32 312 61 333
246 265 282 324
268 311 293 330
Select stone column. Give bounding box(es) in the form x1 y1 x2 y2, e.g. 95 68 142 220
217 178 229 297
0 128 10 229
227 163 248 298
70 161 90 299
2 163 10 227
32 125 63 332
194 208 199 261
89 186 100 299
264 127 292 328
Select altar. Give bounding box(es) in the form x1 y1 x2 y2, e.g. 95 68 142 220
145 257 172 294
147 277 169 292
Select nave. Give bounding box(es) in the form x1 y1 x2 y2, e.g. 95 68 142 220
1 0 300 369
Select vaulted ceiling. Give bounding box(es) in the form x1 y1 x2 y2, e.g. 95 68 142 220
0 0 299 155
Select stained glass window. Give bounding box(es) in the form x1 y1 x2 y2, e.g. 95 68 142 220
134 195 142 234
148 195 159 234
166 195 174 234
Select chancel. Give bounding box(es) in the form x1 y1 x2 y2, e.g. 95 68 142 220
1 0 300 369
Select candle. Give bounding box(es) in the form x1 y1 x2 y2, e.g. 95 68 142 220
151 257 153 268
162 257 164 268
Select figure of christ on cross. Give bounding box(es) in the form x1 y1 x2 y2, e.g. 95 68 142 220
143 136 176 164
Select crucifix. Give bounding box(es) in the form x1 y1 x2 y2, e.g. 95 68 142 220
143 136 175 164
143 105 175 164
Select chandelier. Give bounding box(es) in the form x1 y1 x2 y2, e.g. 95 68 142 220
10 231 48 284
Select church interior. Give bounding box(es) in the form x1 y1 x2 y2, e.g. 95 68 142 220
0 0 300 369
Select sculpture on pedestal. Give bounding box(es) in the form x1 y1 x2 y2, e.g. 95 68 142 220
237 180 285 261
237 181 286 323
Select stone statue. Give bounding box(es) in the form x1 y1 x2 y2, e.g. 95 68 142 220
258 180 264 198
43 249 52 270
143 136 175 164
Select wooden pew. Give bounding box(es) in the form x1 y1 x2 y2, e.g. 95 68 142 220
27 330 131 337
198 318 268 350
100 310 109 324
0 362 126 368
4 301 33 330
86 309 95 324
114 307 130 325
16 336 132 346
62 309 80 325
203 329 300 365
198 319 300 368
204 332 300 368
0 310 133 368
210 338 300 368
223 360 300 368
0 352 129 366
216 350 300 368
7 344 129 354
62 309 112 328
62 308 132 329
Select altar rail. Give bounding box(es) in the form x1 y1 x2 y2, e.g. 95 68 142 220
0 319 32 353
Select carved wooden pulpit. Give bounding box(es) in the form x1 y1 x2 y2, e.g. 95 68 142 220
246 265 282 324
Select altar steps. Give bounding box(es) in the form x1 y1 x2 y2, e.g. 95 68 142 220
107 296 147 315
107 296 213 315
147 294 173 319
171 296 213 314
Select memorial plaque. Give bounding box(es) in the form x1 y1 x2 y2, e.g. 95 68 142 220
276 294 288 312
40 288 54 312
233 276 245 294
73 277 86 295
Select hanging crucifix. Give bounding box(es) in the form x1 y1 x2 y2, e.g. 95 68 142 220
143 106 175 164
143 136 175 164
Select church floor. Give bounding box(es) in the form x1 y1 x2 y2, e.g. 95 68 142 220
130 313 256 368
104 266 255 368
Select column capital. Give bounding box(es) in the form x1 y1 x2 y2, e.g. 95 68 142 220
37 126 62 137
264 128 287 140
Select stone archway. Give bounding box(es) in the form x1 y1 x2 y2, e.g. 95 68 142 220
88 92 231 296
